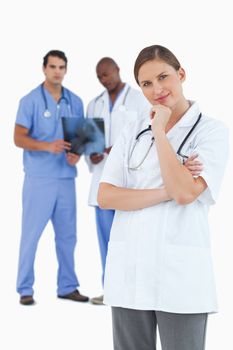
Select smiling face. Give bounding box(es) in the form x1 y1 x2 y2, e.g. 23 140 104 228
138 59 186 111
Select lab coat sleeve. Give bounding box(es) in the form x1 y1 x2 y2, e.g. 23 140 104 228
84 154 94 173
194 122 229 205
100 129 126 187
15 95 33 129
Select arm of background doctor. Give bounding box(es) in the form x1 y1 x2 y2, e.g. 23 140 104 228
151 105 207 205
14 124 80 164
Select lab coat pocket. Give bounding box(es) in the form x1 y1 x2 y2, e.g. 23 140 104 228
162 245 217 312
104 241 126 304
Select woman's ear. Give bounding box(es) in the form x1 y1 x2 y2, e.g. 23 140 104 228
178 67 186 83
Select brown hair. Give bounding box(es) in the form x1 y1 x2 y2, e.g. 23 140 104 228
134 45 181 85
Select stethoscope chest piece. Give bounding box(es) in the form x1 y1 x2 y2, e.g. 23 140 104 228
41 83 71 119
44 110 52 118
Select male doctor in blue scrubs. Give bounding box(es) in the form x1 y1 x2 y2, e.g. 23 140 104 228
14 50 89 305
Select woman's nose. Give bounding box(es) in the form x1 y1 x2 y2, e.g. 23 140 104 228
152 82 163 94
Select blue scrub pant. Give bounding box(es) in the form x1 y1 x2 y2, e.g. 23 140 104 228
95 206 115 285
16 176 79 296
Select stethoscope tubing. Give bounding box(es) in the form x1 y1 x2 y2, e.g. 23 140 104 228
93 86 131 116
93 86 131 146
136 113 202 155
129 113 202 169
176 113 202 157
41 83 72 118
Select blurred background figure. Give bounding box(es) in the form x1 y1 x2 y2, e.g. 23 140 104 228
14 50 89 305
86 57 151 305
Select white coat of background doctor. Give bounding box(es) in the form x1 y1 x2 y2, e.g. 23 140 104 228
86 57 151 305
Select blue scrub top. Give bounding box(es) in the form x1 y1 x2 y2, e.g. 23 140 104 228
16 84 84 178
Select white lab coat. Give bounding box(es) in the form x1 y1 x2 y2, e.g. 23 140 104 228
100 102 229 313
86 83 151 206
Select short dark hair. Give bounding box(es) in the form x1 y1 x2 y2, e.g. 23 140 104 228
96 57 119 70
134 45 181 85
43 50 68 67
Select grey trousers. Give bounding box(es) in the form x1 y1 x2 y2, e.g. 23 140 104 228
112 307 208 350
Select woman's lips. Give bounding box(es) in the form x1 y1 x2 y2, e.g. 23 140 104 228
155 93 170 103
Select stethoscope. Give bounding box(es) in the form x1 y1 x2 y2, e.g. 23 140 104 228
93 86 131 116
128 113 202 170
93 86 131 146
41 83 72 118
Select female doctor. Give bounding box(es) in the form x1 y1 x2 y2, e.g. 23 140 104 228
98 45 229 350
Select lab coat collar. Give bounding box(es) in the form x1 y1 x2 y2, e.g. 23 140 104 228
97 90 108 103
136 101 201 139
166 101 200 140
176 101 201 128
100 83 131 111
112 83 130 110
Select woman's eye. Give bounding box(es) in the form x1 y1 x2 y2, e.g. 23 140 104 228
143 81 151 87
159 75 167 80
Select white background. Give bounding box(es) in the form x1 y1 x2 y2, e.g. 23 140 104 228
0 0 232 349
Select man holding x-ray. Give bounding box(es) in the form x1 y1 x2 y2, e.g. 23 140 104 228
14 50 89 305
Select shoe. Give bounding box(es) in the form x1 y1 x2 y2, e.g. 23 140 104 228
20 295 35 305
58 289 89 302
90 295 104 305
